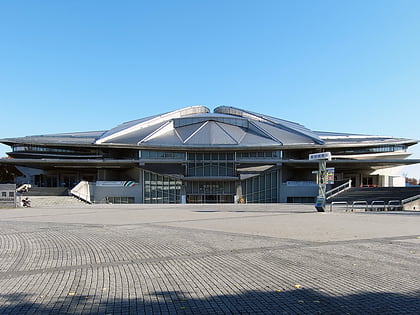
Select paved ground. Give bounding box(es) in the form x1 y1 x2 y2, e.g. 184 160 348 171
0 204 419 314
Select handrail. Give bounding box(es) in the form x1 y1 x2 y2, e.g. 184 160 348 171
387 200 402 211
326 180 352 200
352 200 368 211
330 201 348 212
402 194 420 204
370 200 385 211
330 196 417 212
70 181 92 204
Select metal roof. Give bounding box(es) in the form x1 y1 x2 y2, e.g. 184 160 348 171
1 106 418 150
92 106 326 148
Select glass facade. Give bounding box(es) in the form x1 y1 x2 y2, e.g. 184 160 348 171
140 150 185 159
12 145 94 155
237 151 281 159
186 181 236 203
144 170 182 204
242 170 278 203
187 152 235 177
142 151 281 204
333 145 406 155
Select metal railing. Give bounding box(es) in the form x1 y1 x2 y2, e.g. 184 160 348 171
402 194 420 205
387 200 402 211
331 200 393 212
370 200 385 211
329 195 418 212
326 180 352 200
351 200 368 211
330 201 348 212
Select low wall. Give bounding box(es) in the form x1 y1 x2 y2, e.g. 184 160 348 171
92 181 141 203
279 183 318 203
403 200 420 211
0 184 17 208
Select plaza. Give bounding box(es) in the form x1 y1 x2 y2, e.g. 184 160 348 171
0 204 419 314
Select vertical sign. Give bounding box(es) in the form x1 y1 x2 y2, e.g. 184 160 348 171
327 168 335 185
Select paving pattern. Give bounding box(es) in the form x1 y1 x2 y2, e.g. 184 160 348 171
0 205 419 314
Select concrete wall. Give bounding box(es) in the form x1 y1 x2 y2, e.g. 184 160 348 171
403 200 420 211
279 183 318 203
91 183 142 203
0 184 17 207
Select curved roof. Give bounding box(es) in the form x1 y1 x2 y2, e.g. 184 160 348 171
2 106 417 151
93 105 325 148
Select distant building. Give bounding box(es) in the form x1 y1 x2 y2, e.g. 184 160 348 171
1 106 419 204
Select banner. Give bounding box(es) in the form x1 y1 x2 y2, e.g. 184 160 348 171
326 168 335 184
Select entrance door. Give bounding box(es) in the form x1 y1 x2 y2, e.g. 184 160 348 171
187 194 234 204
205 195 218 203
61 175 78 188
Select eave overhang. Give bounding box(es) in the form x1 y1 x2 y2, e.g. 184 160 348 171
0 158 140 169
282 159 420 170
2 158 419 172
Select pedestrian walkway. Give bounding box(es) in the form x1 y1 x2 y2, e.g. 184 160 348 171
0 204 419 314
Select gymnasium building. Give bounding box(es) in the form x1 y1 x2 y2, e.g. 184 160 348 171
1 106 418 204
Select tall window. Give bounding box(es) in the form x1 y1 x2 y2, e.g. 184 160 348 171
187 152 235 177
144 171 182 204
242 170 278 203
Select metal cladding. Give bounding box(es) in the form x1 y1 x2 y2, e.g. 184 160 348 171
1 105 417 151
92 106 325 148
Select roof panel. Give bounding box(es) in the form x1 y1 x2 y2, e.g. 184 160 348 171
185 121 237 145
252 121 317 145
215 106 324 144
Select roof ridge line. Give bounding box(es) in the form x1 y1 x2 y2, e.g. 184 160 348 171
183 121 209 144
249 120 283 145
95 106 209 144
214 121 239 144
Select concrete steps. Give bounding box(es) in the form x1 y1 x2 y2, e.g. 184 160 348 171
25 187 69 196
25 196 91 208
328 187 420 204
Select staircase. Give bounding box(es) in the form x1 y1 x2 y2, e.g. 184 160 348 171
16 186 92 208
24 187 69 196
26 196 92 208
328 187 420 211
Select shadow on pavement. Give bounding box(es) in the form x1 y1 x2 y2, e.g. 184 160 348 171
1 287 419 314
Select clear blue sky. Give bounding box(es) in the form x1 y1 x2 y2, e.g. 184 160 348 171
1 0 419 178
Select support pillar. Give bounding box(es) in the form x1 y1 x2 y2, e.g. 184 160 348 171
315 160 327 212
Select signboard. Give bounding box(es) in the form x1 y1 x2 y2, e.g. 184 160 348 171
309 152 332 160
315 197 326 212
327 167 335 184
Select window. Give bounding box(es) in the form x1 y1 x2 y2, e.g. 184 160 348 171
140 150 185 160
144 171 182 204
186 152 236 177
242 170 278 203
237 151 281 159
333 145 406 155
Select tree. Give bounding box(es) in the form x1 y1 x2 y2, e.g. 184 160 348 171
405 177 419 186
0 164 23 183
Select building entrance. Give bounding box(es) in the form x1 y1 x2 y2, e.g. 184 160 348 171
186 181 236 204
187 194 234 203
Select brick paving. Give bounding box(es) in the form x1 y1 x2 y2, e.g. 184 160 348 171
0 204 419 314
